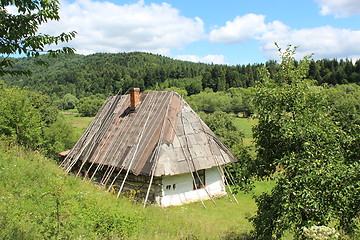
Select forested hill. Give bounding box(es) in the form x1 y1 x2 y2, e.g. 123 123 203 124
2 52 210 97
2 52 360 99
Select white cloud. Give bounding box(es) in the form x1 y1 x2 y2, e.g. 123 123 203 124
209 14 267 43
39 0 205 55
208 13 360 61
175 54 227 64
314 0 360 17
260 25 360 60
34 1 360 63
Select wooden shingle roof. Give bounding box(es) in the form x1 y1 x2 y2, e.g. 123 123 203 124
62 91 236 177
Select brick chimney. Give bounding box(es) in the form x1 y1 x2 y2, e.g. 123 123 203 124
129 87 140 110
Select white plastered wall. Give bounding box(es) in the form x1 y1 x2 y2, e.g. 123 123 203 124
156 167 227 207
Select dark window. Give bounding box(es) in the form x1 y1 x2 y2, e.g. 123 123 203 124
193 169 205 190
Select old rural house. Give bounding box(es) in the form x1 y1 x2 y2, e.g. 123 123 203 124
62 88 237 207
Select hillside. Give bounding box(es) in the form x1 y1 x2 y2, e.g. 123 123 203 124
0 146 141 239
2 53 359 101
1 52 210 97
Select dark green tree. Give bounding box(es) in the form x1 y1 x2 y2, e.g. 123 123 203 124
216 69 227 91
245 64 255 87
202 70 215 90
184 79 202 95
225 69 242 88
2 51 360 99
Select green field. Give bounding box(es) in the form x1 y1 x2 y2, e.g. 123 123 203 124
134 180 275 239
61 112 94 139
232 117 258 146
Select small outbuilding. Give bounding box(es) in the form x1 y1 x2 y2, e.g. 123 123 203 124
62 88 237 207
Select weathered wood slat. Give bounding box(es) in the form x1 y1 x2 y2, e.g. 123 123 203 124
62 90 236 177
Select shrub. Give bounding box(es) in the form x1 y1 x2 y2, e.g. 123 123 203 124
0 87 76 157
77 96 105 117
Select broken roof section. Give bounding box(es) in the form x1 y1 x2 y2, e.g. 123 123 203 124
62 90 237 177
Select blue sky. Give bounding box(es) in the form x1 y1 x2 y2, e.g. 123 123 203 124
37 0 360 65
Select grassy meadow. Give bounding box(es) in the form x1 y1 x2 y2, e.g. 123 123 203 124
0 147 140 239
61 111 94 140
133 181 275 239
0 112 274 239
232 117 258 147
0 144 276 239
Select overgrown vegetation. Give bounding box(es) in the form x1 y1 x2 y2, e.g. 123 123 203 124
1 0 359 238
0 85 76 157
251 45 360 239
0 145 279 239
0 146 140 239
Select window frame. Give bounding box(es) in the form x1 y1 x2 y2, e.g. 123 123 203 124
193 169 205 190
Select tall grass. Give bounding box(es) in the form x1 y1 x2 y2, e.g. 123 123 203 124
133 180 275 239
0 145 278 239
0 146 140 239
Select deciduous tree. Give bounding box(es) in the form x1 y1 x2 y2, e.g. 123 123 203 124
0 86 75 156
251 44 359 239
77 95 105 117
0 0 76 75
